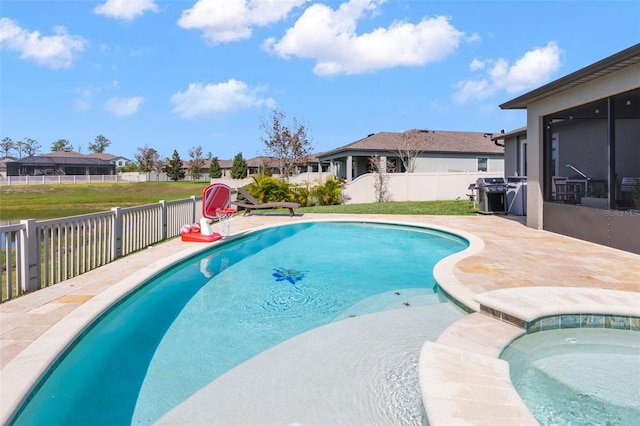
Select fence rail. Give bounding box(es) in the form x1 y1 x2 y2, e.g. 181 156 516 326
0 175 124 186
1 197 202 303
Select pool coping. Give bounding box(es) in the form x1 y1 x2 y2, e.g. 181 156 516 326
1 214 639 425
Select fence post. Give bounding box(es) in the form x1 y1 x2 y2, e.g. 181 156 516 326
191 196 197 223
111 207 122 259
160 200 168 240
19 219 40 292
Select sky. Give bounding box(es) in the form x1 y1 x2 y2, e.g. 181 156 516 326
1 0 639 162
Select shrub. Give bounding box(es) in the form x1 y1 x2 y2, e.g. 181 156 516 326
309 177 345 206
244 175 296 203
242 176 345 207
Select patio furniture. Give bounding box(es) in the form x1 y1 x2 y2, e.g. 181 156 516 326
232 187 300 217
553 176 573 202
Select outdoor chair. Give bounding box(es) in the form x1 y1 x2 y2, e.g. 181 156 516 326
232 187 300 217
553 176 570 202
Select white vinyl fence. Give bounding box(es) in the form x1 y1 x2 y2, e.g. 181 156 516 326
343 172 496 204
0 175 124 186
1 197 202 303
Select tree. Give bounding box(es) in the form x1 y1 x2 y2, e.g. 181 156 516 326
257 161 272 176
15 140 25 158
230 152 247 179
369 154 391 203
135 145 160 172
260 108 313 179
118 162 138 172
209 156 222 178
187 145 205 181
22 138 41 157
88 135 111 154
166 150 185 181
0 137 15 158
394 130 425 173
153 157 165 175
51 139 73 151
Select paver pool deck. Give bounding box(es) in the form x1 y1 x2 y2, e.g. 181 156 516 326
1 213 639 424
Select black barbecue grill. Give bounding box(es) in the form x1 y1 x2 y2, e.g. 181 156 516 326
476 177 507 214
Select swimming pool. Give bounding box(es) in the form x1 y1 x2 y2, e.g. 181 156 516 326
11 221 469 425
501 328 640 425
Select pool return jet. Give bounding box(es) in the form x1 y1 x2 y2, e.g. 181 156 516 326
181 183 236 242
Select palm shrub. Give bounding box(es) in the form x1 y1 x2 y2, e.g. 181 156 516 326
308 177 345 206
244 175 296 203
242 175 345 207
291 183 310 206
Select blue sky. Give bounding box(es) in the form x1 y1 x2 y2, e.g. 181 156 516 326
1 0 639 161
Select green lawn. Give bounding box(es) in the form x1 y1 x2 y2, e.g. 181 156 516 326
0 182 478 222
0 182 208 221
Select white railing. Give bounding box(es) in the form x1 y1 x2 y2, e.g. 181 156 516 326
0 175 124 186
1 197 202 303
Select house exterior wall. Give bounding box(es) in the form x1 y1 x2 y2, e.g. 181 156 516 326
413 154 504 173
526 61 640 230
327 151 505 180
503 137 519 178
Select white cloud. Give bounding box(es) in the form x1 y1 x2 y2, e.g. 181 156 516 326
453 41 562 104
0 18 85 69
71 81 124 112
466 32 481 43
178 0 308 44
94 0 159 22
171 79 277 118
264 0 464 76
104 96 144 116
469 58 485 71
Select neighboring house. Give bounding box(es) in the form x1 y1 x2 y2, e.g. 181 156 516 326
87 153 132 169
318 129 504 182
4 151 116 176
246 155 328 176
499 43 640 254
0 157 17 177
202 156 326 179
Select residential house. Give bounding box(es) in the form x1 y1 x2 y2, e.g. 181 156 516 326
0 157 17 177
87 153 132 169
318 129 504 182
499 43 640 254
4 151 116 176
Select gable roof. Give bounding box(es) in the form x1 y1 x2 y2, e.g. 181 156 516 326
318 129 503 158
86 153 131 162
41 150 85 158
500 43 640 110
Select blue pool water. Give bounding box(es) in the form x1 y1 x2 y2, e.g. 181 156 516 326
501 328 640 425
12 221 468 425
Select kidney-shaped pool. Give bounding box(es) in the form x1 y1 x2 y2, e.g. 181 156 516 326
11 221 469 425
